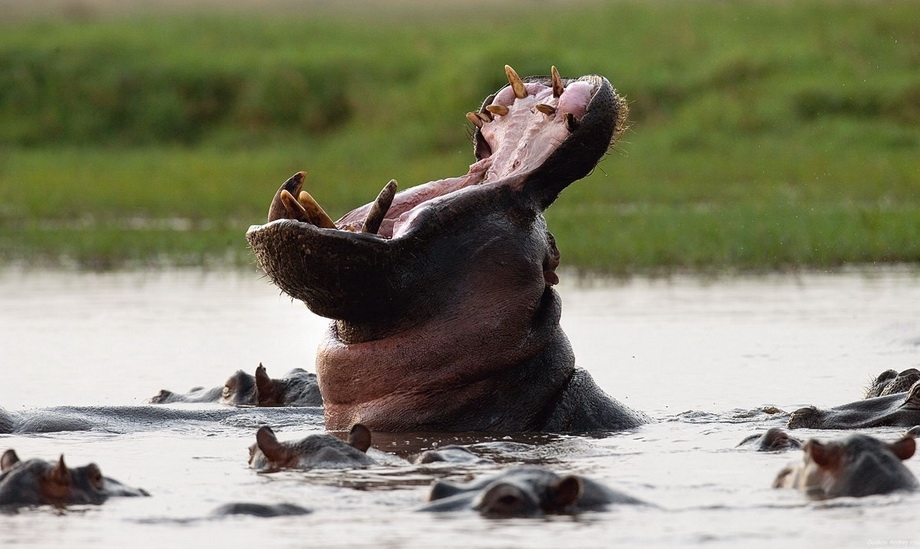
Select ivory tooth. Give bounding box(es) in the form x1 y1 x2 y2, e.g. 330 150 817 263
565 112 579 132
280 189 308 219
477 111 493 123
466 112 483 128
535 103 556 115
485 104 509 116
504 65 528 99
297 190 337 228
361 179 397 235
267 171 306 222
551 66 565 98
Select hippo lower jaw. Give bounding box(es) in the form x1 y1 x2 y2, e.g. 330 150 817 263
246 65 645 433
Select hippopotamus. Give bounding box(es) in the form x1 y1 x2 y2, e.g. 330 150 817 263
0 449 149 507
246 64 647 433
737 427 803 452
418 465 643 516
248 424 375 471
772 433 918 499
150 364 322 407
788 378 920 430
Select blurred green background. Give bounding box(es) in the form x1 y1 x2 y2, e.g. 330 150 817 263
1 0 918 273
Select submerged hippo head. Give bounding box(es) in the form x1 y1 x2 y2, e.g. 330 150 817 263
0 449 149 507
773 433 918 499
789 380 920 429
246 65 645 433
248 424 375 472
418 465 643 516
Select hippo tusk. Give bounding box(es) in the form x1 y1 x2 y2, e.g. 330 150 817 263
297 191 337 229
267 171 306 222
465 112 483 128
279 190 308 220
485 104 510 116
504 65 528 99
551 66 564 98
535 104 556 116
361 179 398 234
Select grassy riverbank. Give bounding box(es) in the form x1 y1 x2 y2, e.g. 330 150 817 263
1 1 919 272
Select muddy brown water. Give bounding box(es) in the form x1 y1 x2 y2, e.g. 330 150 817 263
1 267 919 547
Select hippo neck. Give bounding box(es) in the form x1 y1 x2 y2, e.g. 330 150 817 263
317 287 576 432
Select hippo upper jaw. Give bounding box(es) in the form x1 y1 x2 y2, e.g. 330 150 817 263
246 67 625 323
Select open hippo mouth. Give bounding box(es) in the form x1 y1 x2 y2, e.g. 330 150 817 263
247 65 643 433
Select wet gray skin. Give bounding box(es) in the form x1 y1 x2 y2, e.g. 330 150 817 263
773 433 918 500
211 502 312 518
248 424 375 472
246 65 647 433
865 368 920 398
0 450 149 507
788 380 920 429
418 465 643 517
149 364 322 407
737 427 803 452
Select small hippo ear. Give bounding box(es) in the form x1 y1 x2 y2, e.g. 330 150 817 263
256 426 288 463
348 424 372 453
1 449 20 471
804 440 840 470
888 435 917 461
550 475 583 509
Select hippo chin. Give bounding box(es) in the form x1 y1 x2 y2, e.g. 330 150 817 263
247 65 647 433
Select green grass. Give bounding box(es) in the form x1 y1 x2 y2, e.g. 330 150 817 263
1 1 919 272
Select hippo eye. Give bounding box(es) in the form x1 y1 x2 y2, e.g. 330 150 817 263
87 465 104 490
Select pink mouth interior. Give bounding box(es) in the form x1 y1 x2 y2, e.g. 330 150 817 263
335 79 597 239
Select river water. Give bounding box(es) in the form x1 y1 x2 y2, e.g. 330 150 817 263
1 267 918 548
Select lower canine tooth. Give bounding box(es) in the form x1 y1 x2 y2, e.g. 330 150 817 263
297 190 337 228
535 104 556 115
280 189 307 220
362 179 398 235
466 112 483 128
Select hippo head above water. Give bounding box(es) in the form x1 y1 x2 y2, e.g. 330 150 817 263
246 65 646 433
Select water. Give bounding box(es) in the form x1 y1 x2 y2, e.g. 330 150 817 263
1 267 919 548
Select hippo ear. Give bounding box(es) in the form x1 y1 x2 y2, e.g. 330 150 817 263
348 424 372 453
550 475 583 509
888 435 917 461
804 440 841 470
255 363 281 406
1 449 20 471
256 426 290 463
